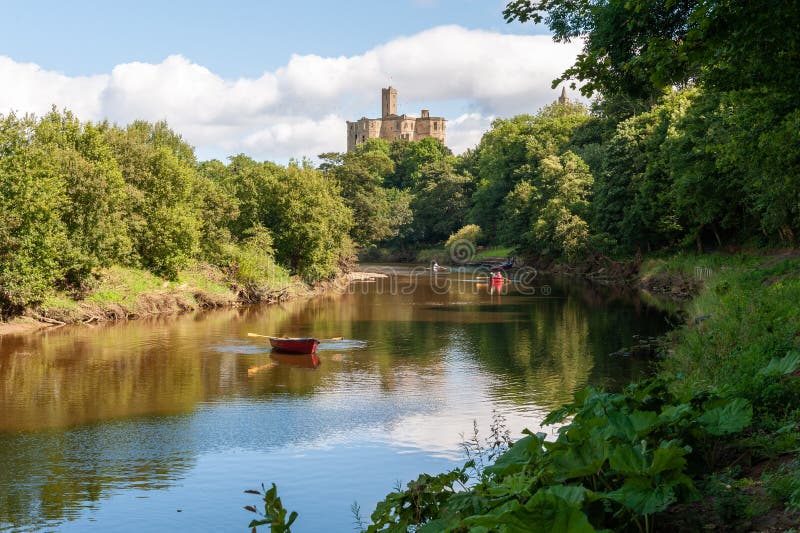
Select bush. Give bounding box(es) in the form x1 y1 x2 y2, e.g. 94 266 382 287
445 224 482 263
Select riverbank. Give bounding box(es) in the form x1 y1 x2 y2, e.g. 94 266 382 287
0 263 360 337
370 241 750 301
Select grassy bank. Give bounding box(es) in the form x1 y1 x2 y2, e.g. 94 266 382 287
363 244 515 265
248 252 800 532
1 262 311 333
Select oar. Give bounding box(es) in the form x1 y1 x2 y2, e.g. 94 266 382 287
247 333 344 341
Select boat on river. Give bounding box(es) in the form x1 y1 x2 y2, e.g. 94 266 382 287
269 337 319 354
489 261 514 272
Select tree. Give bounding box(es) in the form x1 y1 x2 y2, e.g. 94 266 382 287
409 159 474 244
387 137 452 190
34 110 132 283
0 114 68 309
220 154 283 239
503 1 800 102
320 141 412 248
104 121 203 279
469 103 589 242
195 160 240 263
265 165 353 282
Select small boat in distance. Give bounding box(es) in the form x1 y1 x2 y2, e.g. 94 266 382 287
269 337 319 354
489 261 514 272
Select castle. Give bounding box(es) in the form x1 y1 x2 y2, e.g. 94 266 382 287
346 87 446 151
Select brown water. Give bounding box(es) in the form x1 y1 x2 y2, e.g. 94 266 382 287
0 266 672 532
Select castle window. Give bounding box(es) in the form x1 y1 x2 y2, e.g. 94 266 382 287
434 122 438 131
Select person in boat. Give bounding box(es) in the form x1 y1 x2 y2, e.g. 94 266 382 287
491 271 503 282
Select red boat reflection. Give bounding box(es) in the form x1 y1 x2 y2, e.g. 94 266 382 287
270 353 321 368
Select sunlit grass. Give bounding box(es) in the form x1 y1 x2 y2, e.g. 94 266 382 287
475 246 515 260
639 251 761 282
86 266 165 307
661 256 800 398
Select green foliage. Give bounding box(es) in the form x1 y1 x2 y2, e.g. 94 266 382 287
35 109 133 282
319 142 412 248
468 103 591 258
245 483 298 533
763 460 800 512
387 137 452 190
224 225 290 298
0 111 357 311
503 0 800 104
445 225 482 251
0 113 69 310
195 160 240 263
265 165 353 283
365 469 470 532
357 378 753 532
104 121 203 279
501 0 800 254
408 159 473 244
662 258 800 407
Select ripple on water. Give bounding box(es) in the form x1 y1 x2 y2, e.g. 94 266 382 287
208 341 270 355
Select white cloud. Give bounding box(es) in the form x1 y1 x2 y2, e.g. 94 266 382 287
0 26 581 162
447 113 495 154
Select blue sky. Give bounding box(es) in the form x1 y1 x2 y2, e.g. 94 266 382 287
0 0 581 161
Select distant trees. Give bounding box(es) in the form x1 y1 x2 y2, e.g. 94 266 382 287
319 140 411 249
319 137 471 250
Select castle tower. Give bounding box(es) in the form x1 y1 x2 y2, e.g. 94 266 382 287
381 86 397 117
558 86 568 105
347 87 445 151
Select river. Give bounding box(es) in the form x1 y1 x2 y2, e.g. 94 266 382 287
0 265 673 532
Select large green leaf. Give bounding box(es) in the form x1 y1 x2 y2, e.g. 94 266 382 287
542 485 588 505
697 398 753 436
648 443 689 476
605 410 636 441
605 477 677 515
659 403 692 424
485 433 544 479
460 491 596 533
758 351 800 377
606 410 660 441
629 410 660 437
551 431 608 480
609 443 647 476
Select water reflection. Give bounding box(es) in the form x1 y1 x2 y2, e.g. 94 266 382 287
0 267 672 532
270 353 321 369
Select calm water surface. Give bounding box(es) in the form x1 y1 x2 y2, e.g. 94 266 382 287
0 266 672 532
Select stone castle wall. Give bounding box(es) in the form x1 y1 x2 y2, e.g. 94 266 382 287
346 87 446 151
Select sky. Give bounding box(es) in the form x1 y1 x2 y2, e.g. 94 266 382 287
0 0 583 162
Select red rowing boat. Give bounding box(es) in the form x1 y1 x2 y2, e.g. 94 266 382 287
268 337 319 354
